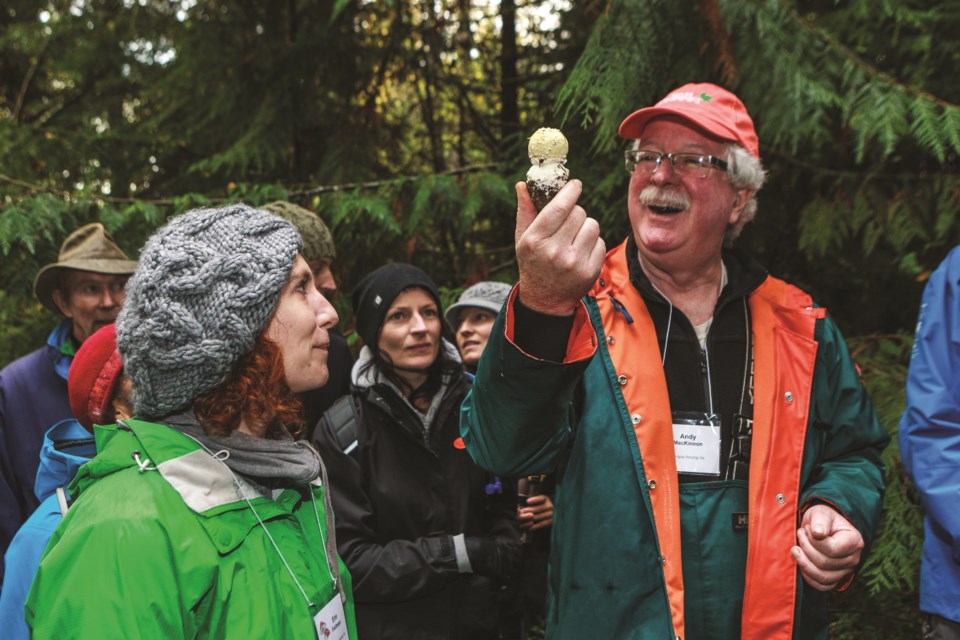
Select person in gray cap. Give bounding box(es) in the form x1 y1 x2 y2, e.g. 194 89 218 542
447 281 554 639
445 281 513 374
0 222 136 579
25 204 358 639
261 200 352 429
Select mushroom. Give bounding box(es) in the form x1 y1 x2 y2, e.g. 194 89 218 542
525 127 570 211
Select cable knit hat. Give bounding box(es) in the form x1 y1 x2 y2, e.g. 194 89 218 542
261 201 336 263
69 324 124 432
116 204 302 419
444 281 512 330
352 263 441 348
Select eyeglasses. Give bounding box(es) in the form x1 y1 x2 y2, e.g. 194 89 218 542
624 149 728 179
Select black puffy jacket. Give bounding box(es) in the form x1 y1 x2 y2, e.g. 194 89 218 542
311 371 520 640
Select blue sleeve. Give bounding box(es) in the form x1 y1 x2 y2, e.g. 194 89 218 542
899 247 960 563
0 373 22 581
0 502 60 640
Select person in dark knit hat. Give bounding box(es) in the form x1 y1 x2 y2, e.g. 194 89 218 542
0 323 132 640
261 200 352 429
0 222 136 580
26 204 358 639
446 280 554 638
261 201 338 295
310 262 521 640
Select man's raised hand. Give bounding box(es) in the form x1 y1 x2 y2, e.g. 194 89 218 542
515 180 605 316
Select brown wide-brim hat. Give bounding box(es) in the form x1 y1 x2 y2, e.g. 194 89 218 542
34 223 138 315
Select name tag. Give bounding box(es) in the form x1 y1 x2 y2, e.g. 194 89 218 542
314 594 349 640
672 412 721 476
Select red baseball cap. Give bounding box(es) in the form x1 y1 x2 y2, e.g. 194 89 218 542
69 324 124 432
618 83 760 159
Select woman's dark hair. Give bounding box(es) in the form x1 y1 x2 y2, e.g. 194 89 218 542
194 334 305 438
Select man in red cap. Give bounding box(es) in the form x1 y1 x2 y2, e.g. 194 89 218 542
0 324 131 640
0 223 136 580
462 83 888 639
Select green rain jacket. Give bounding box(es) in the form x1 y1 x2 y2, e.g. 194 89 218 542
461 241 888 640
25 418 358 639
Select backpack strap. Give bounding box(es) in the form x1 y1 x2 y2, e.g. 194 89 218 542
55 486 71 517
323 394 361 456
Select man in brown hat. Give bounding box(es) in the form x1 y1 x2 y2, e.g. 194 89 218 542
0 223 136 577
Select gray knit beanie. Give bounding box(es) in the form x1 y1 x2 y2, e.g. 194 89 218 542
116 204 302 419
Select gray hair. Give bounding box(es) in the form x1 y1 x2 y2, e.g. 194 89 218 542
724 143 766 244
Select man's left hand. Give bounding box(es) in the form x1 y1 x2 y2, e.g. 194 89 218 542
791 504 864 591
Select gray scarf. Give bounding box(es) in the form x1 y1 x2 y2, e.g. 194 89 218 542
163 411 321 486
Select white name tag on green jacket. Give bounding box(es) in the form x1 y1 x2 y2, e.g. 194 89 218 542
672 412 721 476
314 594 348 640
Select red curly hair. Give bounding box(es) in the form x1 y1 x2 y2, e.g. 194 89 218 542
193 334 305 439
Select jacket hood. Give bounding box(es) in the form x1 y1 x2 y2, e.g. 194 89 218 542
34 419 97 502
68 421 145 498
73 419 277 515
351 338 462 389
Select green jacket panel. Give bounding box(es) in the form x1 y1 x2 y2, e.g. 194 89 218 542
799 316 887 541
462 308 675 639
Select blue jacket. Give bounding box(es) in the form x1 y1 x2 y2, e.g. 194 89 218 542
0 419 94 640
0 321 75 577
900 245 960 623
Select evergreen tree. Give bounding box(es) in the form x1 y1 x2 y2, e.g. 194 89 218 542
1 4 950 634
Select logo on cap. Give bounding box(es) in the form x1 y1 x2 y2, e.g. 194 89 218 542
659 91 715 107
659 91 702 106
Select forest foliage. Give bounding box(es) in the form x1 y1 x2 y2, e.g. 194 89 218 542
2 1 958 636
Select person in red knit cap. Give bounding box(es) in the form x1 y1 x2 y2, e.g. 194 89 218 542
0 324 131 640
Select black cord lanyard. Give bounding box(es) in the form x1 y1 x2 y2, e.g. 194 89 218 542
724 298 754 481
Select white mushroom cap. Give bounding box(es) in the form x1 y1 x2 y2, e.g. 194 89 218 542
528 127 568 161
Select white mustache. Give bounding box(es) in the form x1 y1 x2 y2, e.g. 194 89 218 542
638 185 690 210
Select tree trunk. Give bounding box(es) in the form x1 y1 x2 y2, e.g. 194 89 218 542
499 0 519 157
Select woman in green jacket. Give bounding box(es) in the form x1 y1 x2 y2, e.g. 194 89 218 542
25 204 358 639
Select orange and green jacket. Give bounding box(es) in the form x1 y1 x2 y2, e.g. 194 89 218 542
461 240 887 640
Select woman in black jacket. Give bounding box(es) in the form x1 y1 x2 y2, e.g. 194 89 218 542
311 263 520 640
